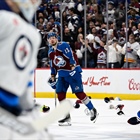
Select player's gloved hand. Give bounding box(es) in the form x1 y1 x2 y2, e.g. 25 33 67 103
48 77 57 89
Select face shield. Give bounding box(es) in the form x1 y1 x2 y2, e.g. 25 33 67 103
13 0 41 22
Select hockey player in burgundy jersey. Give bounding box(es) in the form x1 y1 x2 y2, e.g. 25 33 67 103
47 32 98 125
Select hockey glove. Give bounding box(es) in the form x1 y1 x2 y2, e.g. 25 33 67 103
48 77 57 89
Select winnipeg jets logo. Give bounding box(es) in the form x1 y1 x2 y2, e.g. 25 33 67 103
19 45 28 61
13 35 33 70
53 56 66 67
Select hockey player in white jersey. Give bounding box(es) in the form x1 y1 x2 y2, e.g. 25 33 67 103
0 0 52 139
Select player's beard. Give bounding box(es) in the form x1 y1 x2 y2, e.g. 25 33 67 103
51 41 57 47
52 42 57 46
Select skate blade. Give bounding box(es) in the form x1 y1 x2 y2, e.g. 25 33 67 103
58 122 72 126
92 113 99 123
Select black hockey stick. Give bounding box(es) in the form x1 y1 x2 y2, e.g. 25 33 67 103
54 90 57 107
0 100 73 135
47 77 58 107
127 116 140 125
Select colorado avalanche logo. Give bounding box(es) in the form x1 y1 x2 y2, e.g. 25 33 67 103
98 51 106 59
53 56 66 67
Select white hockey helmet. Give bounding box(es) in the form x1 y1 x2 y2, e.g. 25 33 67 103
13 0 41 22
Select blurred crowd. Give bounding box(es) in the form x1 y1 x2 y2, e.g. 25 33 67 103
36 0 140 69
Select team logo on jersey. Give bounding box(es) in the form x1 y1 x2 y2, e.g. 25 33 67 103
13 35 33 70
98 51 106 59
53 55 66 67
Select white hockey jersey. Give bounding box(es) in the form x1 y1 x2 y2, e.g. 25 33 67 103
0 10 41 96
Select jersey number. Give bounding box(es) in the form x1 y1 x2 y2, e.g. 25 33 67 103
64 48 70 54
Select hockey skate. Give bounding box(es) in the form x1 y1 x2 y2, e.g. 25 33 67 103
58 114 71 126
90 108 99 123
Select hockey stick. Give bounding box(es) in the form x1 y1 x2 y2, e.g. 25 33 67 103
127 116 140 125
0 100 73 135
47 77 58 107
54 90 57 107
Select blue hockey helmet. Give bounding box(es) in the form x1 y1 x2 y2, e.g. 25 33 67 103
47 32 57 39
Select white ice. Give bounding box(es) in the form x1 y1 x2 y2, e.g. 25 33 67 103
35 98 140 140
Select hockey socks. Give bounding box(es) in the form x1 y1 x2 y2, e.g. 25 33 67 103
73 96 92 109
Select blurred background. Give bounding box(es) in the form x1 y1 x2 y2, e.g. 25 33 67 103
34 0 140 69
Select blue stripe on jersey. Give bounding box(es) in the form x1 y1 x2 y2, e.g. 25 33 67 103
27 81 33 87
0 88 19 107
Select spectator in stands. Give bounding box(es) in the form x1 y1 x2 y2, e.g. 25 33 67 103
48 16 61 34
134 23 140 43
52 5 60 22
63 27 75 51
38 17 46 26
102 1 115 23
75 0 84 22
44 22 52 32
91 40 107 68
36 24 49 68
35 0 140 69
74 33 86 67
87 21 95 34
91 27 104 49
86 27 102 67
129 0 140 11
93 4 104 24
37 12 47 24
37 23 46 48
96 46 107 68
104 38 122 68
37 46 49 68
127 7 140 26
83 35 97 68
67 7 79 42
77 26 84 35
122 34 140 68
114 1 125 30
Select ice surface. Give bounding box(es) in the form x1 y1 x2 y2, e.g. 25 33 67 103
35 98 140 140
